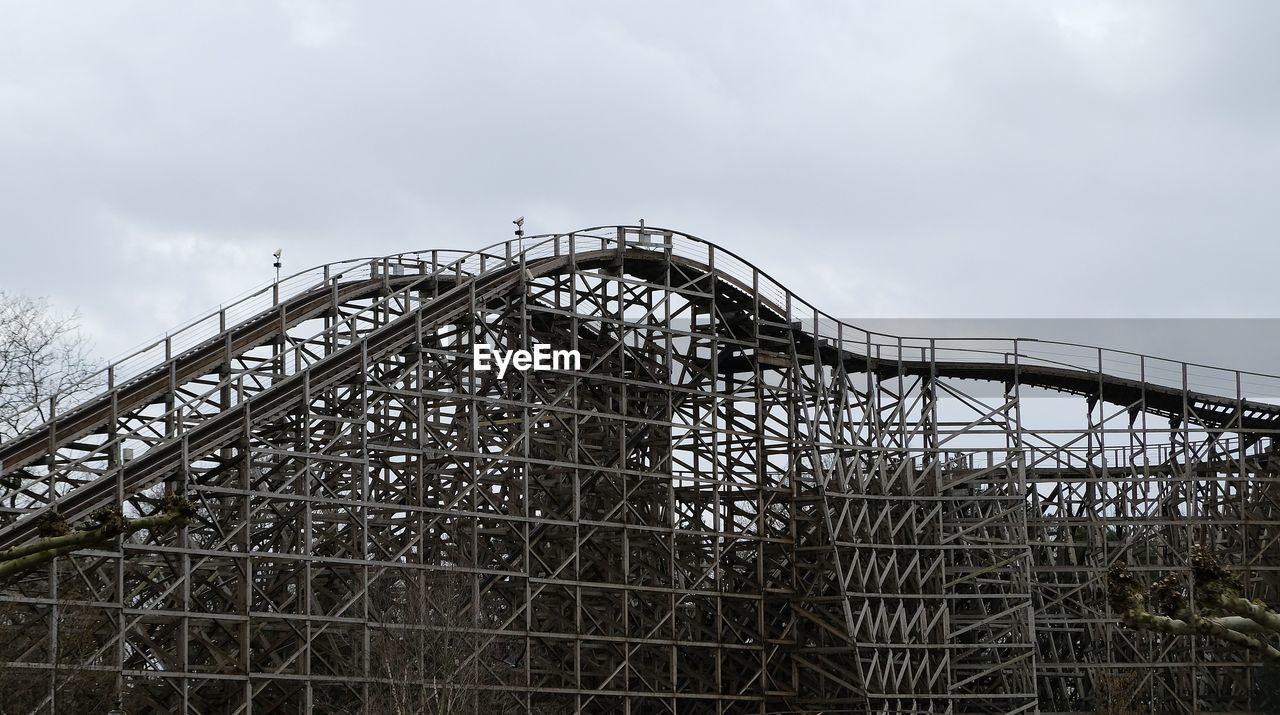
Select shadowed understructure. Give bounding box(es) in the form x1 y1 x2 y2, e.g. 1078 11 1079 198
2 226 1279 713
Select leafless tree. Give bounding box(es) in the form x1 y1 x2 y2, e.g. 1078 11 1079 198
0 495 195 713
305 522 524 715
0 292 115 712
1087 668 1144 715
0 581 116 714
0 292 101 439
366 565 515 715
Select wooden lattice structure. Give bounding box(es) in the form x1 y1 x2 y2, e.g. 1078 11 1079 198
2 226 1279 713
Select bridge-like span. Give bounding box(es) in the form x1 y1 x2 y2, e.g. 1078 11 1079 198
2 226 1278 713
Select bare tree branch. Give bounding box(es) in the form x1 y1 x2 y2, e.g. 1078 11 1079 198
0 495 195 584
1109 546 1280 662
0 291 102 439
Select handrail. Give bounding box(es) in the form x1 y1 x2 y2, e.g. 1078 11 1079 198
2 226 1279 548
6 224 1280 449
0 232 608 477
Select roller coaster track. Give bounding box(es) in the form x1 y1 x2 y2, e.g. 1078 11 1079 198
5 241 1275 537
4 226 1280 713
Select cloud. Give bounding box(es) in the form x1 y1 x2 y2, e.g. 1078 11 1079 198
280 0 351 48
2 0 1280 367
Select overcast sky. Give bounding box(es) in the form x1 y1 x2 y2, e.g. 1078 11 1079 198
3 1 1280 364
